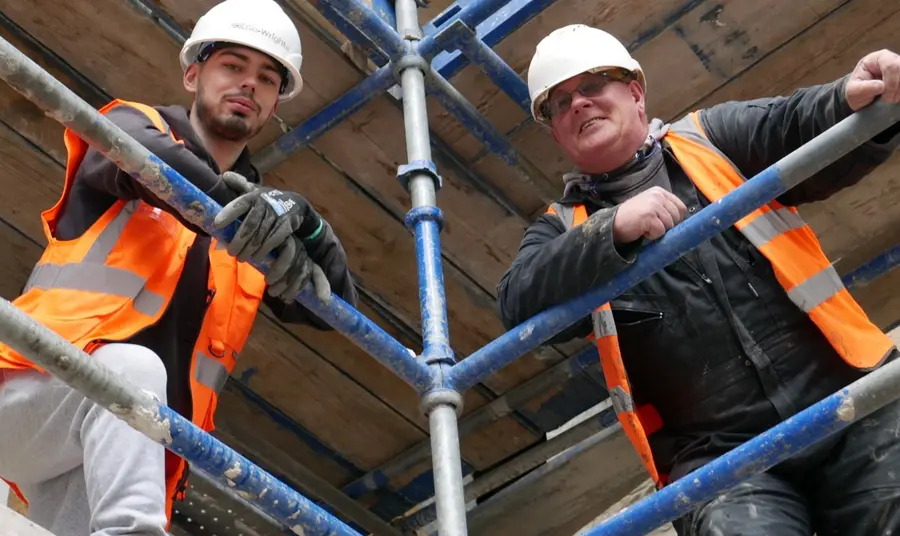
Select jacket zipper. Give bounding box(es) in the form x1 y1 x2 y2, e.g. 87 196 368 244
677 257 712 285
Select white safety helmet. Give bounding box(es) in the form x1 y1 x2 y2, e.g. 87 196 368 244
527 24 645 125
180 0 304 102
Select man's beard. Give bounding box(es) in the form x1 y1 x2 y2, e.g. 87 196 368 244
196 91 261 142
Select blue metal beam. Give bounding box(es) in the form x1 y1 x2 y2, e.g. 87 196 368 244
432 18 530 113
841 242 900 289
425 0 560 80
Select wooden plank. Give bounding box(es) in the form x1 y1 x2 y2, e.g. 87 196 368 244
0 20 107 163
466 427 645 536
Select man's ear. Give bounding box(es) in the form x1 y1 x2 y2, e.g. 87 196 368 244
630 80 646 118
183 63 200 94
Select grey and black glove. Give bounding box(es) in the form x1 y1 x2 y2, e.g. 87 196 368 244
265 235 332 303
214 182 323 263
214 172 331 303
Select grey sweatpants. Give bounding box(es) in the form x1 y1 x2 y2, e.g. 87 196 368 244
0 343 170 536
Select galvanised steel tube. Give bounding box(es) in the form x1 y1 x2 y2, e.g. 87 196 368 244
397 404 616 532
340 346 599 499
447 99 900 393
393 0 470 532
584 356 900 535
0 298 361 536
0 34 434 393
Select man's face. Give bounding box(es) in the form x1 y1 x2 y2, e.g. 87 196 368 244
184 46 283 142
547 70 647 173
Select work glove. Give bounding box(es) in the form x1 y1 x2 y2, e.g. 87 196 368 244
266 235 332 303
215 172 331 303
221 170 256 196
214 181 321 263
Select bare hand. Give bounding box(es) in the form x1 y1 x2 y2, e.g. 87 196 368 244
612 186 688 244
845 49 900 111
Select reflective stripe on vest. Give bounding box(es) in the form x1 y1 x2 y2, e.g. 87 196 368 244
547 202 664 487
666 112 894 370
22 200 165 317
195 352 230 393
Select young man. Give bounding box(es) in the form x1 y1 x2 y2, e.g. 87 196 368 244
0 0 357 534
498 24 900 535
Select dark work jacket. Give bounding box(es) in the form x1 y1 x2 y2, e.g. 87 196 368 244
497 76 900 479
53 104 359 420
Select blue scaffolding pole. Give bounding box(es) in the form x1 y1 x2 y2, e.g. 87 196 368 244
0 0 899 534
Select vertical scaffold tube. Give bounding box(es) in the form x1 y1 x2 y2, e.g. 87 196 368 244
395 0 469 533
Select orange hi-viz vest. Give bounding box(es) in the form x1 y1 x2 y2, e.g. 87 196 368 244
0 99 268 521
547 111 895 489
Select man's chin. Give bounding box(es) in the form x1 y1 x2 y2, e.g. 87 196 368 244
211 115 255 142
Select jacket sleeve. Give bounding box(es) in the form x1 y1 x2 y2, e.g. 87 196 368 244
76 105 241 235
698 75 900 207
264 219 360 330
496 206 637 345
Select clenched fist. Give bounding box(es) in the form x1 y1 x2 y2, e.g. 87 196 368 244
612 186 688 244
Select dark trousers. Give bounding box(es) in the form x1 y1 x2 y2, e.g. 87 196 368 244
672 398 900 536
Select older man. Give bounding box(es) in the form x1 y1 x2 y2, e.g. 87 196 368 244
498 24 900 536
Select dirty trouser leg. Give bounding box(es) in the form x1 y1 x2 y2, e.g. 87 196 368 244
811 397 900 536
672 471 813 536
0 343 169 536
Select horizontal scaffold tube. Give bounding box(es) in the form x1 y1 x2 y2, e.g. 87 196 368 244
0 34 434 393
447 99 900 393
0 298 362 536
585 355 900 535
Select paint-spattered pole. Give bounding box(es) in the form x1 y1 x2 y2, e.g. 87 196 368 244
447 99 900 393
0 298 362 536
0 34 434 394
584 356 900 535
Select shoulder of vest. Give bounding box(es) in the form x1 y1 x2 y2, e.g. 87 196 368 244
667 110 707 139
545 201 586 232
100 99 173 139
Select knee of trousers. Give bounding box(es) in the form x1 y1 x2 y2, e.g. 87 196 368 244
90 343 168 404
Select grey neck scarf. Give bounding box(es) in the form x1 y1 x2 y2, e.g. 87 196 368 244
562 118 672 204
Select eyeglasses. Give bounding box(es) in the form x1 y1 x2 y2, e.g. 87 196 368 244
540 68 635 121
